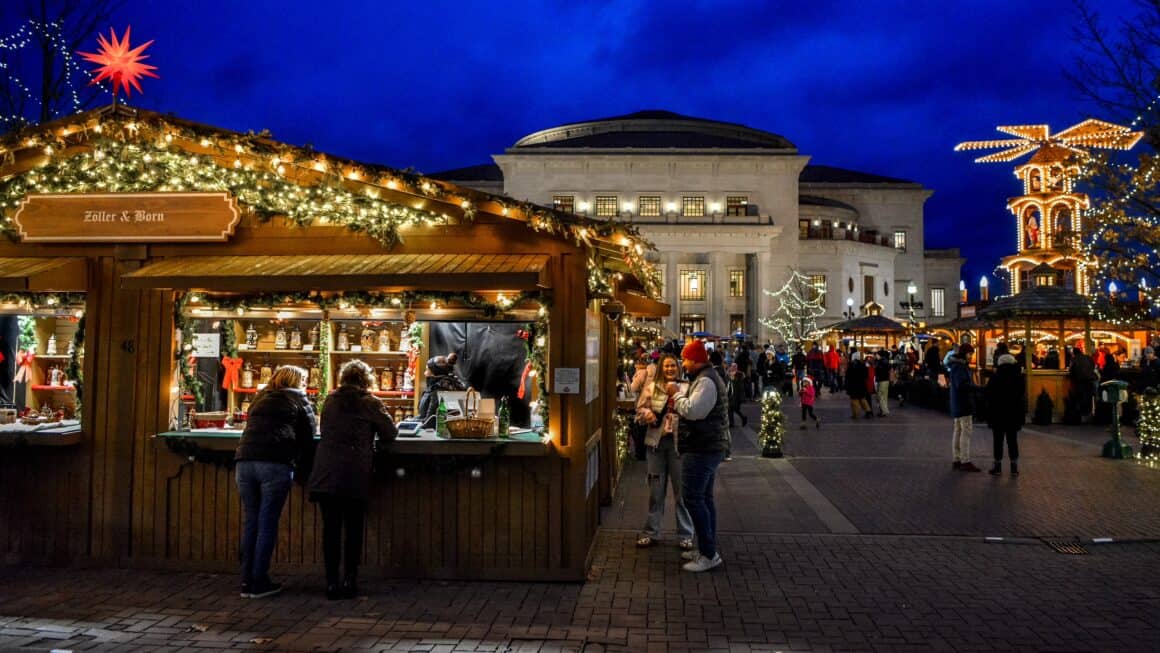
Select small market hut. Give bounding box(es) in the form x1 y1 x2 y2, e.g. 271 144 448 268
0 104 663 581
826 313 909 350
978 264 1150 420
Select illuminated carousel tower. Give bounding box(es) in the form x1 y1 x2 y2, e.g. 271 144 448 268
956 120 1143 295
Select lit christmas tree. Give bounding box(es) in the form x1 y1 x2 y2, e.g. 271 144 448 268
760 270 825 347
1138 389 1160 462
759 390 786 458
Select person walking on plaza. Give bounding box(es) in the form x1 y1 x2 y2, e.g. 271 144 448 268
946 347 981 472
846 351 872 419
837 347 848 392
985 353 1024 475
726 363 748 428
234 365 317 599
308 360 397 600
824 345 840 393
1068 347 1098 422
633 353 695 551
875 349 892 417
734 345 752 400
674 339 730 573
791 346 807 392
799 375 821 429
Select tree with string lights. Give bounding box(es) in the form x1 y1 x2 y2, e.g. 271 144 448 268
1068 0 1160 324
0 0 123 133
760 269 825 347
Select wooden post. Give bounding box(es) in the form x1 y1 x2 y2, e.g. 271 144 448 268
1025 318 1034 420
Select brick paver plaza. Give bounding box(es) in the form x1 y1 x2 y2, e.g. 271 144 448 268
3 391 1158 652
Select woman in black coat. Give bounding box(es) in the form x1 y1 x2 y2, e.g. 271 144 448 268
308 359 396 599
845 352 871 419
234 365 317 599
984 354 1025 475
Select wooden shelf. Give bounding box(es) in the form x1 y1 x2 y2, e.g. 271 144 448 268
372 390 414 398
35 354 74 360
331 350 408 356
233 387 320 395
236 348 320 354
30 384 75 392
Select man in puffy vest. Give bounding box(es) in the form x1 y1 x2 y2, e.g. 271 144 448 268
674 339 730 573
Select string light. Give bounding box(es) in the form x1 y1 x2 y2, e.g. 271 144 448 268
760 270 826 345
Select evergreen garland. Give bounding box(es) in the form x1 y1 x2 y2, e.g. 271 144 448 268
67 314 84 417
1138 388 1160 462
315 319 330 414
17 314 35 352
219 319 237 356
614 410 631 463
760 390 786 458
173 294 202 405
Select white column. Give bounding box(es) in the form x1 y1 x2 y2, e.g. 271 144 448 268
665 253 680 336
757 252 775 341
710 252 727 335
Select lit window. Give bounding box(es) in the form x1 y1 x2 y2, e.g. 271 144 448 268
653 263 666 295
682 196 705 217
594 195 618 217
893 230 907 251
729 314 745 333
931 288 945 317
729 269 745 298
808 274 827 308
679 314 705 335
726 196 748 216
552 195 574 213
638 196 661 217
680 269 706 301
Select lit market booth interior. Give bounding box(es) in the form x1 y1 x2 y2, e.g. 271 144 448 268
0 105 662 579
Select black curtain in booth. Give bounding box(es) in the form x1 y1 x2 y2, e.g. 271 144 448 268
0 317 17 406
428 321 531 427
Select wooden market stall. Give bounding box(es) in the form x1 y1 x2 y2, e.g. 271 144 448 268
0 105 660 580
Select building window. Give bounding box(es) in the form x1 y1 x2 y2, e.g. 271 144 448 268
729 314 745 334
594 195 618 217
680 314 706 335
726 196 748 216
807 274 827 308
653 263 666 296
864 275 876 304
638 196 661 217
893 230 907 251
679 269 706 301
552 195 574 213
931 288 946 317
729 269 744 298
682 196 705 217
798 219 811 239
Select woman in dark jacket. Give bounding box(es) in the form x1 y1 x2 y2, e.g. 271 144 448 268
985 354 1025 475
308 359 396 599
234 365 317 599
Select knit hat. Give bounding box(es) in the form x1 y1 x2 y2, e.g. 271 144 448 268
997 354 1017 366
681 339 710 364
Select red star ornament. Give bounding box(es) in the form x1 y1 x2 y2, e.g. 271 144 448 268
78 26 160 99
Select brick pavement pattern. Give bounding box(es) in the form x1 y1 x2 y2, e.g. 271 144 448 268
2 391 1159 652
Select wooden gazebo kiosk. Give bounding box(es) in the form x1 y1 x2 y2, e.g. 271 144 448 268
826 313 910 350
978 265 1150 421
0 105 664 581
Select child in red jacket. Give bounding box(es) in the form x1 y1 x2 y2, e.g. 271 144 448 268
800 376 821 429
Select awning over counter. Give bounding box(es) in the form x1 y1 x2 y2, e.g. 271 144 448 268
615 289 670 317
121 253 551 292
0 257 87 291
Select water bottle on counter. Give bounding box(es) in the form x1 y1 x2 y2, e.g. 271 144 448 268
497 396 510 438
436 397 448 437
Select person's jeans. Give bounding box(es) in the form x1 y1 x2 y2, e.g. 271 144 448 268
952 415 973 462
681 450 726 558
876 381 891 415
992 429 1019 461
641 436 694 540
316 493 367 585
236 460 293 587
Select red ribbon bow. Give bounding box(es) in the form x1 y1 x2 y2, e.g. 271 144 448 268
14 351 34 383
221 356 244 391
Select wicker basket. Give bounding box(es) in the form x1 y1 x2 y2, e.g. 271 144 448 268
444 387 492 438
445 416 494 439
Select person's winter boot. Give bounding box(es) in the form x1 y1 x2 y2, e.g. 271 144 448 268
988 461 1001 476
1010 461 1019 476
341 572 359 599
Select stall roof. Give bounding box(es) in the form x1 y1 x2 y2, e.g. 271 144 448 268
0 257 87 291
827 314 908 333
121 253 550 292
615 289 670 318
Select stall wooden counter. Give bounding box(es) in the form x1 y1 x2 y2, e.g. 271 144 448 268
0 105 661 580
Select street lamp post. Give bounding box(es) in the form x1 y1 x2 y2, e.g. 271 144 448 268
844 297 855 320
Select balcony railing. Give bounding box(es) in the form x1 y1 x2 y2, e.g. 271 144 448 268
799 226 895 248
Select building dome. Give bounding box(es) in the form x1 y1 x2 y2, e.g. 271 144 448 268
510 110 796 151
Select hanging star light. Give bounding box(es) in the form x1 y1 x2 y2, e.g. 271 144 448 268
77 26 159 101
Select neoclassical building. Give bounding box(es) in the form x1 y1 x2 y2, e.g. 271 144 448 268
435 111 963 340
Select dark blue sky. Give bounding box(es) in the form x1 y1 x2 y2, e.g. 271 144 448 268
13 0 1148 295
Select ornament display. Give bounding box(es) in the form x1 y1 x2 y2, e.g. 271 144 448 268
45 334 57 356
361 327 376 351
274 325 288 350
245 323 258 348
259 360 273 386
336 324 350 351
377 329 391 352
241 361 255 389
290 325 303 350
